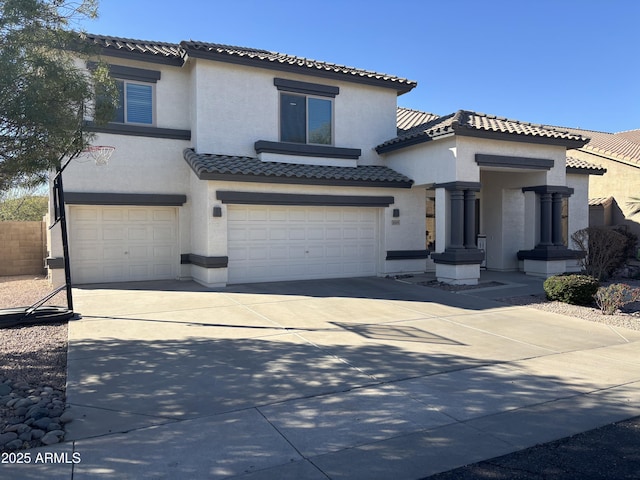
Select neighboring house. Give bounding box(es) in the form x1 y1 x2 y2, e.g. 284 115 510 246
559 127 640 239
47 35 603 287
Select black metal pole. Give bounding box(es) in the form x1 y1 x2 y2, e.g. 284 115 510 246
55 167 73 312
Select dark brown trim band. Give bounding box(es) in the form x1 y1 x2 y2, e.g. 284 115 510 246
216 191 394 207
475 154 554 170
522 185 574 195
274 78 339 97
65 193 187 206
386 250 430 260
433 181 482 191
566 167 606 176
87 62 161 83
181 254 228 268
255 140 361 160
431 249 485 265
198 171 412 189
46 257 64 269
85 122 191 140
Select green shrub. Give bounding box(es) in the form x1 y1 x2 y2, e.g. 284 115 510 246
595 284 640 315
543 274 600 305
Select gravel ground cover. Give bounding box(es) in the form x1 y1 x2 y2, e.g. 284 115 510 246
0 276 70 452
498 278 640 332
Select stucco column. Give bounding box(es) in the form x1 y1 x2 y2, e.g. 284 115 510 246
539 193 553 246
463 189 476 249
552 193 564 246
449 190 465 250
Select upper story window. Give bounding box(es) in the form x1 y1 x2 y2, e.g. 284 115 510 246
280 93 332 145
275 78 339 146
113 80 154 125
90 63 160 126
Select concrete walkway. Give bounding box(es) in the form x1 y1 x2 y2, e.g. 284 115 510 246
4 275 640 479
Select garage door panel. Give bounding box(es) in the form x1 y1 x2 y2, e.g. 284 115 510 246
228 205 379 284
127 227 148 241
153 226 174 241
102 227 125 241
75 227 99 242
127 209 149 222
103 209 124 222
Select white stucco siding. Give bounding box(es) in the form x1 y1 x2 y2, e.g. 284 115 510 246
457 137 567 185
566 173 589 249
62 133 191 195
383 137 458 186
190 60 398 163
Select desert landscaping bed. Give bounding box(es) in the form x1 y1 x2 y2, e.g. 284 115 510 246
0 276 70 452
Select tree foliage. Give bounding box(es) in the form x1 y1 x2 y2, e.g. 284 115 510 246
0 194 48 221
0 0 117 192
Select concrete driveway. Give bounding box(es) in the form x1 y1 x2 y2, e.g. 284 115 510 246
6 276 640 479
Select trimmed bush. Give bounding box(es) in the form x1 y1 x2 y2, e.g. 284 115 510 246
543 274 599 305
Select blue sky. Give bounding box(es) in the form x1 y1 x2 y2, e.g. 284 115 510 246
78 0 640 133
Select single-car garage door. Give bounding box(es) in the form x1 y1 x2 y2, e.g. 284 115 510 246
227 205 379 284
69 206 178 284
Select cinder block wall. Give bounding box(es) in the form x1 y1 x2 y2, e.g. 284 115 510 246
0 221 46 276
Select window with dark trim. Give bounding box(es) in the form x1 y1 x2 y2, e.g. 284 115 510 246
280 93 332 145
112 79 154 125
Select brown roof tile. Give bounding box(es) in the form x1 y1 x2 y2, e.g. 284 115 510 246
184 149 413 188
84 34 417 93
588 197 614 206
377 108 588 153
86 34 184 63
181 40 417 93
566 156 606 175
560 127 640 167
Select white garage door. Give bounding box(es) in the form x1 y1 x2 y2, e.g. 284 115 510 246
227 205 379 284
69 206 178 284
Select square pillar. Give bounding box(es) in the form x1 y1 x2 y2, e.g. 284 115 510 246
431 181 484 284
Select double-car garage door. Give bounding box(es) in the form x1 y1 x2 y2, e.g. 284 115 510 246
227 205 379 284
68 204 379 285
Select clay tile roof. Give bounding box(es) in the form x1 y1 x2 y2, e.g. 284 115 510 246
85 34 184 63
179 40 417 94
183 149 413 188
560 127 640 168
396 107 441 131
376 108 589 153
588 197 613 207
84 34 417 93
566 156 607 175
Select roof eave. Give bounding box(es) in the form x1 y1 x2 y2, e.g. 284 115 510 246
454 128 589 149
566 167 607 176
94 45 185 67
184 47 416 94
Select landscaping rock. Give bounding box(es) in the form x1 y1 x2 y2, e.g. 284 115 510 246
41 430 64 445
5 439 24 450
0 432 18 445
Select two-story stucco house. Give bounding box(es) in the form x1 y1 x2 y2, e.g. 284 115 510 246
47 34 601 287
